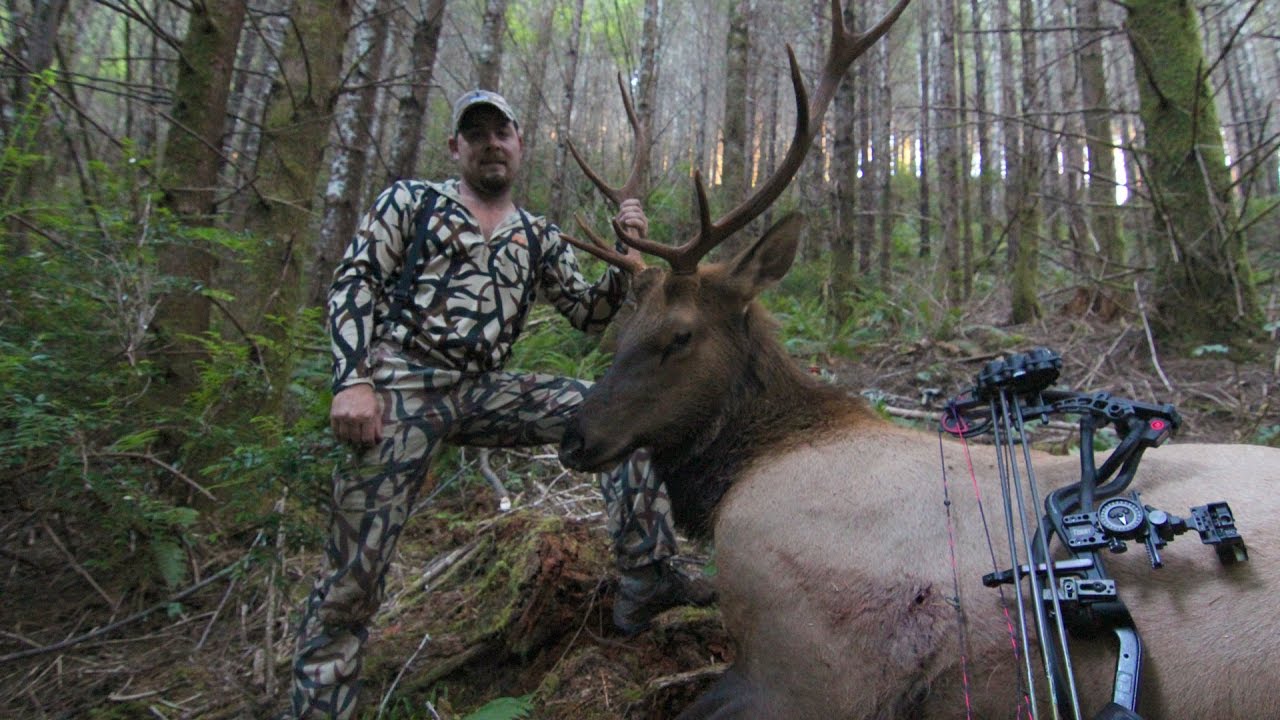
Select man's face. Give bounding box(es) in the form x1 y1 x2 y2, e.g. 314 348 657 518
449 105 523 197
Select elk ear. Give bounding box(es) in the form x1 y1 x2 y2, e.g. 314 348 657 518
727 212 805 300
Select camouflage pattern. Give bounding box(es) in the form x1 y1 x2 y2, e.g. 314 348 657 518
291 181 677 719
327 179 628 392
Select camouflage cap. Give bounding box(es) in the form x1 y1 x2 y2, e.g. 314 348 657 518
450 89 519 136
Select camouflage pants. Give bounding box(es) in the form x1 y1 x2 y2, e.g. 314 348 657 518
290 343 677 719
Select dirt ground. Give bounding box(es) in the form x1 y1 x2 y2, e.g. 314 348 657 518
2 313 1276 720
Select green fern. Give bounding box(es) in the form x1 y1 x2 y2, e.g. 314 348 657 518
461 695 535 720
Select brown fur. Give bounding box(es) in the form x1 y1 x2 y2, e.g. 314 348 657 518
560 216 1280 719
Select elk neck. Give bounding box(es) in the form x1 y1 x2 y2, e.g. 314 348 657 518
650 301 874 539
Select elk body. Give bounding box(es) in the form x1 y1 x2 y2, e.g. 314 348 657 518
561 210 1280 718
557 2 1280 717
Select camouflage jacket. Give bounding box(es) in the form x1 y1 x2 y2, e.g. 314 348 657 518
327 179 628 393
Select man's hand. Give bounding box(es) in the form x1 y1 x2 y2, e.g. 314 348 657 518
331 384 383 446
614 198 649 241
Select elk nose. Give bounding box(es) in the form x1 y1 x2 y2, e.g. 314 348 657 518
559 426 586 469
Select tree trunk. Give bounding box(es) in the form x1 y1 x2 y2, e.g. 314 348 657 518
762 63 780 232
917 0 932 259
855 60 875 277
1077 0 1122 273
967 0 994 259
550 0 586 222
240 0 354 392
876 29 894 282
935 0 962 302
955 0 973 299
1213 3 1279 199
1125 0 1263 348
635 0 662 195
520 1 557 173
223 0 291 230
719 0 751 256
1 0 70 256
476 0 508 90
802 0 831 263
312 0 392 308
1008 0 1042 323
1051 0 1087 276
151 0 247 399
831 49 858 328
385 0 446 185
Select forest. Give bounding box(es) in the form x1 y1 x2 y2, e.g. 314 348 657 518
2 0 1278 717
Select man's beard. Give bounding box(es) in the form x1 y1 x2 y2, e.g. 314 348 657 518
474 171 512 196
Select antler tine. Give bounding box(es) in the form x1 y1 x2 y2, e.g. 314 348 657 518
663 169 718 274
667 0 911 273
566 73 650 209
561 214 648 275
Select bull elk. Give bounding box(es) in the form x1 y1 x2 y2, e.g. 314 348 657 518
557 1 1280 718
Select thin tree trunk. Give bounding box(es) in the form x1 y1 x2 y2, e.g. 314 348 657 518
635 0 662 194
935 0 962 302
520 0 557 168
551 0 587 221
917 0 932 259
240 0 354 389
1052 0 1087 276
802 0 831 262
955 0 972 299
719 0 752 257
876 29 894 281
1 0 70 256
1009 0 1042 323
224 0 291 229
476 0 508 90
313 0 392 307
831 15 859 328
762 63 780 232
968 0 994 258
1077 0 1121 273
855 51 875 276
385 0 446 184
151 0 247 399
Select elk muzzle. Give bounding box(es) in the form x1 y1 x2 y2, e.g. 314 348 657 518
558 410 636 472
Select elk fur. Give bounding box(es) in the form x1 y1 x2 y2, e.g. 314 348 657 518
562 215 1280 719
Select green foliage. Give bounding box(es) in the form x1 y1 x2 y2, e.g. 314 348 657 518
1254 424 1280 448
1191 344 1230 357
461 694 536 720
505 305 612 379
1 146 339 596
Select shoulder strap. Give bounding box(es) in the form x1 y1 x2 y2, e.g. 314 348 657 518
386 187 440 327
517 209 543 298
518 210 542 275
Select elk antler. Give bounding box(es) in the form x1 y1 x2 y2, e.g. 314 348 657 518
665 0 912 274
568 0 910 275
560 73 660 273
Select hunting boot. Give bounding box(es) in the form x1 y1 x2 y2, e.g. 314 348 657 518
613 560 716 635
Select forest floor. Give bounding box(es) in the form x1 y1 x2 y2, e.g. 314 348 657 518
3 308 1277 720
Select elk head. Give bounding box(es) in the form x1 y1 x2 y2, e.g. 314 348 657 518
559 0 909 473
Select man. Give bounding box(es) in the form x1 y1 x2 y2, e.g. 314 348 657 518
288 89 712 719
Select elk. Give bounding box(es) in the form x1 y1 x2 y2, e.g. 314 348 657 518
557 1 1280 718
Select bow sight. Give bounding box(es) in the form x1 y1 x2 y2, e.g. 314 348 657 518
941 348 1247 720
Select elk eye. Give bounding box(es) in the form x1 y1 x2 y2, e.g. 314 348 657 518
661 331 692 362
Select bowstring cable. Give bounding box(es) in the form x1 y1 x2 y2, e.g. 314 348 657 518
937 424 974 720
942 407 1034 720
992 396 1045 720
1011 398 1085 720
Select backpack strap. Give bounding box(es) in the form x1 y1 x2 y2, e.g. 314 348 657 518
385 187 441 328
517 209 543 303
